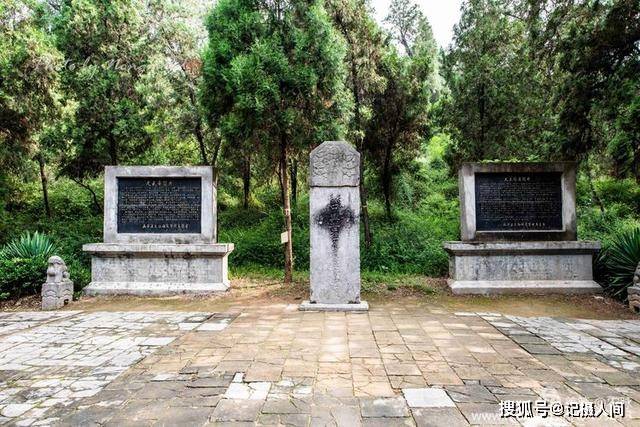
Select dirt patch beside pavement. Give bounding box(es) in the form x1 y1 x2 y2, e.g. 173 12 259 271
0 295 41 311
2 276 636 320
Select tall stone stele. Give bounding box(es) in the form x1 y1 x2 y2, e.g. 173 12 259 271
300 141 368 311
83 166 234 295
444 162 602 294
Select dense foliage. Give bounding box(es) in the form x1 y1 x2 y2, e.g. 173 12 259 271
0 0 639 299
441 0 640 178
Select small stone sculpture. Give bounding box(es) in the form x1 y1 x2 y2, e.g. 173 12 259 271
628 261 640 313
41 256 73 310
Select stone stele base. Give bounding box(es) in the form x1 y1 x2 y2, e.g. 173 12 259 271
628 285 640 313
443 241 602 295
299 300 369 312
42 280 73 310
82 243 233 296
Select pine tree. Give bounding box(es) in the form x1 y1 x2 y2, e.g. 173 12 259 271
203 0 350 283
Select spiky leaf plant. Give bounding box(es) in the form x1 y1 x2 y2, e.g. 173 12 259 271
602 227 640 298
0 232 58 260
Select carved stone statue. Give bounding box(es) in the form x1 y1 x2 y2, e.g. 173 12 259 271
42 256 73 310
628 261 640 313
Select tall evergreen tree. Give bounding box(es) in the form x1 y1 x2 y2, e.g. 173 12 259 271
546 0 640 181
53 0 155 180
442 0 549 167
326 0 386 246
203 0 350 283
364 44 433 219
0 0 63 217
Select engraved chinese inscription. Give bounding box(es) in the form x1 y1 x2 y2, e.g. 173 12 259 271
475 172 563 231
117 177 201 234
311 144 359 183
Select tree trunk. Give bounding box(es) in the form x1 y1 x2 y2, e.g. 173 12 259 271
477 82 486 159
194 120 208 165
358 152 373 247
108 134 118 165
399 29 414 57
349 51 372 247
585 155 605 213
242 155 251 210
37 153 51 218
211 135 223 187
290 158 298 207
634 144 640 184
71 178 101 213
279 137 293 285
184 80 208 166
382 143 393 220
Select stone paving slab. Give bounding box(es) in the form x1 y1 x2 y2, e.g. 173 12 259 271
0 310 236 425
0 311 80 338
0 305 637 425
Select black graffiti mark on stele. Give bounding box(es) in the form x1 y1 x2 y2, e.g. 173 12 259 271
315 195 356 251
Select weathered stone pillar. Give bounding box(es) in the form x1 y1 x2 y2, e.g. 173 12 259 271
300 141 368 311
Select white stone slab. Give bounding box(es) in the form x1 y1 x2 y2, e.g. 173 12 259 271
402 388 455 408
224 382 271 400
196 322 229 331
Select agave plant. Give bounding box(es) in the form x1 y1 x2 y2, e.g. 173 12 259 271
0 231 58 260
602 227 640 298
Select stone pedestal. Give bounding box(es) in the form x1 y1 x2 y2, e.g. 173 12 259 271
300 141 367 312
628 286 640 313
444 241 602 294
42 281 73 310
83 243 233 295
83 166 234 296
628 264 640 312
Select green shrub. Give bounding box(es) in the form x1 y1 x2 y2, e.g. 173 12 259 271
599 227 640 298
1 231 57 259
219 198 457 276
0 256 48 299
0 232 59 299
219 202 311 269
595 178 640 212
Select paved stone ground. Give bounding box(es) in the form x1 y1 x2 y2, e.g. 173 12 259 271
0 304 639 426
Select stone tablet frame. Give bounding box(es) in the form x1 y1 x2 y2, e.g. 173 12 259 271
104 166 215 244
459 162 577 241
